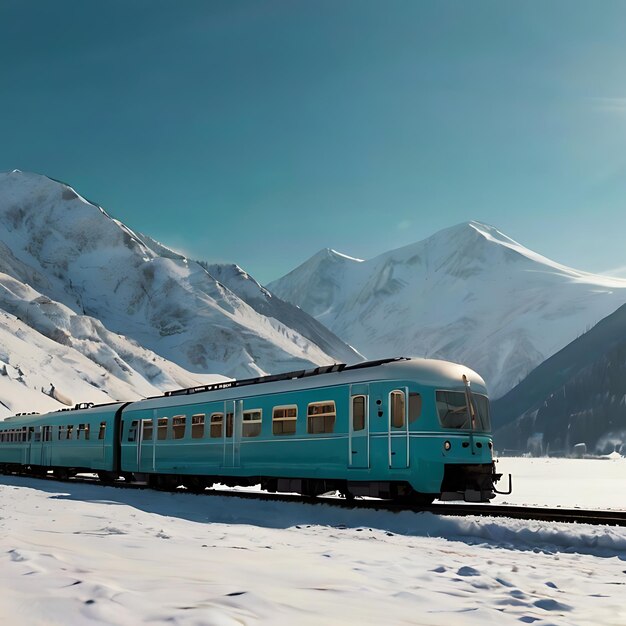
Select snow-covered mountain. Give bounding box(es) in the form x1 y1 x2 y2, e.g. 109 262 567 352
268 221 626 398
0 170 360 416
199 262 360 364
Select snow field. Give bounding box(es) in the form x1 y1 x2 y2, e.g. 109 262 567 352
493 456 626 511
1 463 625 626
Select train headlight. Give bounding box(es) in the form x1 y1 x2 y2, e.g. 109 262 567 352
443 440 451 451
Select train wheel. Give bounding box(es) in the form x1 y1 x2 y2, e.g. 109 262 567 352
150 474 178 491
97 471 117 484
53 468 70 481
341 488 356 502
183 477 207 493
394 491 435 507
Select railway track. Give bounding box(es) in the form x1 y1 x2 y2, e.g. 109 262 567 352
5 470 626 527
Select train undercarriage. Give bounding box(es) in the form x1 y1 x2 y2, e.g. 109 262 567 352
0 461 508 504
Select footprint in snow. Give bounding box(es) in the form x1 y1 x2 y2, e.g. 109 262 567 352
456 566 480 577
8 549 28 562
533 598 572 612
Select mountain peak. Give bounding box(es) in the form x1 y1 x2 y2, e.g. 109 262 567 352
308 247 364 264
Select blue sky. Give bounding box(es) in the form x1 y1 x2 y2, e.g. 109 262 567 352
2 1 626 283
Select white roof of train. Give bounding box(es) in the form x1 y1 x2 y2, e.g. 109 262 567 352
129 357 487 413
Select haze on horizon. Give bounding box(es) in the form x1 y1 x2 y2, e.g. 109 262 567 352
2 0 626 283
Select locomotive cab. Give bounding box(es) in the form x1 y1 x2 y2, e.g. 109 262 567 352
434 379 509 502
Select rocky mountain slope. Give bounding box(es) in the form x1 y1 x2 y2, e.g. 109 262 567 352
269 221 626 398
0 170 359 416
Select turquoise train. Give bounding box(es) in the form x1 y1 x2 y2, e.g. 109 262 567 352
0 357 509 503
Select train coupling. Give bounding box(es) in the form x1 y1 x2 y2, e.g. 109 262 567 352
493 472 513 495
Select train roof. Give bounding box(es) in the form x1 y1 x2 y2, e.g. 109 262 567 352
128 356 487 412
0 401 126 426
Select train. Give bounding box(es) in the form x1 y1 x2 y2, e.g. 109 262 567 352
0 357 510 503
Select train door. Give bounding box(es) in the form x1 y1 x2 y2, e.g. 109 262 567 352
127 419 142 472
389 387 409 468
349 384 370 469
127 415 154 472
222 399 242 468
28 426 42 466
137 415 155 471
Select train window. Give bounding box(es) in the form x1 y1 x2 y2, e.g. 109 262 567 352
27 427 34 441
435 391 491 431
390 391 405 429
142 419 153 440
77 424 87 440
436 391 470 429
84 424 90 440
409 393 422 423
307 402 336 434
172 415 186 439
58 425 66 440
33 427 41 443
210 413 223 438
191 414 205 439
98 422 106 440
128 421 138 442
273 406 297 435
157 418 168 440
226 412 233 438
242 410 262 438
43 426 52 442
352 396 366 432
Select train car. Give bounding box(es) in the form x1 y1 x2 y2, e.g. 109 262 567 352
0 357 509 503
0 402 125 479
118 357 506 502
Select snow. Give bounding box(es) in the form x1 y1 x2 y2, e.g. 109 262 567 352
493 456 626 510
268 221 626 398
1 457 625 625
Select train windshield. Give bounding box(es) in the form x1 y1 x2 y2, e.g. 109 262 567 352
436 391 491 431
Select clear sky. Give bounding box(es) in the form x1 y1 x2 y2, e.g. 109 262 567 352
2 1 626 283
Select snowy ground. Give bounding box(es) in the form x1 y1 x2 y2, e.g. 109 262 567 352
493 456 626 510
1 458 625 625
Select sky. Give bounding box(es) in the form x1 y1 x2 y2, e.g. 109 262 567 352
2 1 626 283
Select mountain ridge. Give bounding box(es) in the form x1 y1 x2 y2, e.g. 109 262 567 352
268 220 626 398
0 170 360 417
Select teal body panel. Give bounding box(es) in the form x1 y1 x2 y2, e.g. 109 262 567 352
116 375 494 495
0 405 122 472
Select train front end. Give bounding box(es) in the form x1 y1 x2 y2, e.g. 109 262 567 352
433 368 509 502
393 359 511 503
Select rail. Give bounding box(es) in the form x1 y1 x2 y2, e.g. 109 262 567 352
4 471 625 527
